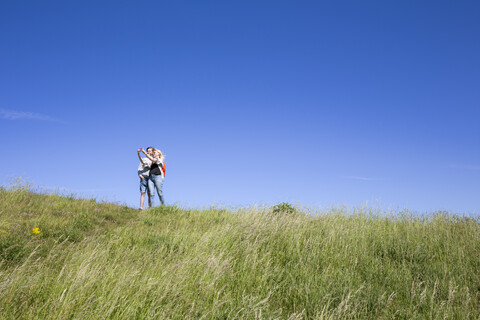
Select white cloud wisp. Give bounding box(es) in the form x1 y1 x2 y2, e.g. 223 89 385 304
0 109 63 123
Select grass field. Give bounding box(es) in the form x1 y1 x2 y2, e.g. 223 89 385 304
1 184 479 319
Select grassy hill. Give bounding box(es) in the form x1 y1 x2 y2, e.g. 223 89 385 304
1 185 479 319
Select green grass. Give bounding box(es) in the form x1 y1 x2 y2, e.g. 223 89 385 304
1 185 479 319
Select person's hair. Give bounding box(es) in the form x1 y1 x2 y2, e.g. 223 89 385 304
154 149 165 160
146 147 154 152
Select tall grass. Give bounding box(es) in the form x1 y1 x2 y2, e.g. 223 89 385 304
1 185 479 319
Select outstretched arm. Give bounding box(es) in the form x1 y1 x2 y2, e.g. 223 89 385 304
142 149 155 162
137 149 145 164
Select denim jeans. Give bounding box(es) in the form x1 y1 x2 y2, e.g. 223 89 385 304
139 177 149 193
148 174 164 206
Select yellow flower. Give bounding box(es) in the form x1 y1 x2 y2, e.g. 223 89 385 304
32 228 41 235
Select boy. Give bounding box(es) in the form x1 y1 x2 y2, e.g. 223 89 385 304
137 148 153 209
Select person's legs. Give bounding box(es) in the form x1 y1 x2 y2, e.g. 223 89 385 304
139 178 148 209
140 193 145 209
145 177 152 208
147 178 155 207
151 174 164 205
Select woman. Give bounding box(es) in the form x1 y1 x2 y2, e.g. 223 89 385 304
142 147 165 206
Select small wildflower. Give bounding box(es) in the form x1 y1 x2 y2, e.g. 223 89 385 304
32 228 41 235
20 212 34 217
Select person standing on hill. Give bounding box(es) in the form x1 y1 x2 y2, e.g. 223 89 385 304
141 147 165 206
137 147 153 209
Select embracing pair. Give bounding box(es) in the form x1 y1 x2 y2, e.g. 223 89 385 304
137 147 165 209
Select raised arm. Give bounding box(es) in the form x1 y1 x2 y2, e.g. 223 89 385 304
137 148 145 164
142 149 155 162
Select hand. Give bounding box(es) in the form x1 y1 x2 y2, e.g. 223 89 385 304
138 148 142 153
140 176 145 180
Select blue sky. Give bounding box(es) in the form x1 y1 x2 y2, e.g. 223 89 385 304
1 1 479 214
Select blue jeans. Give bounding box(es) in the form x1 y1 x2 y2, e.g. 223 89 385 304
148 174 164 206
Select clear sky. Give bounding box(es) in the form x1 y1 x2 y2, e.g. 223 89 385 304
1 1 479 214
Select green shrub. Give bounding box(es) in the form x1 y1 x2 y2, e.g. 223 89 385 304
272 202 297 214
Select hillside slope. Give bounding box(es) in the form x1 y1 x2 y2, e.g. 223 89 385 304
1 186 479 319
